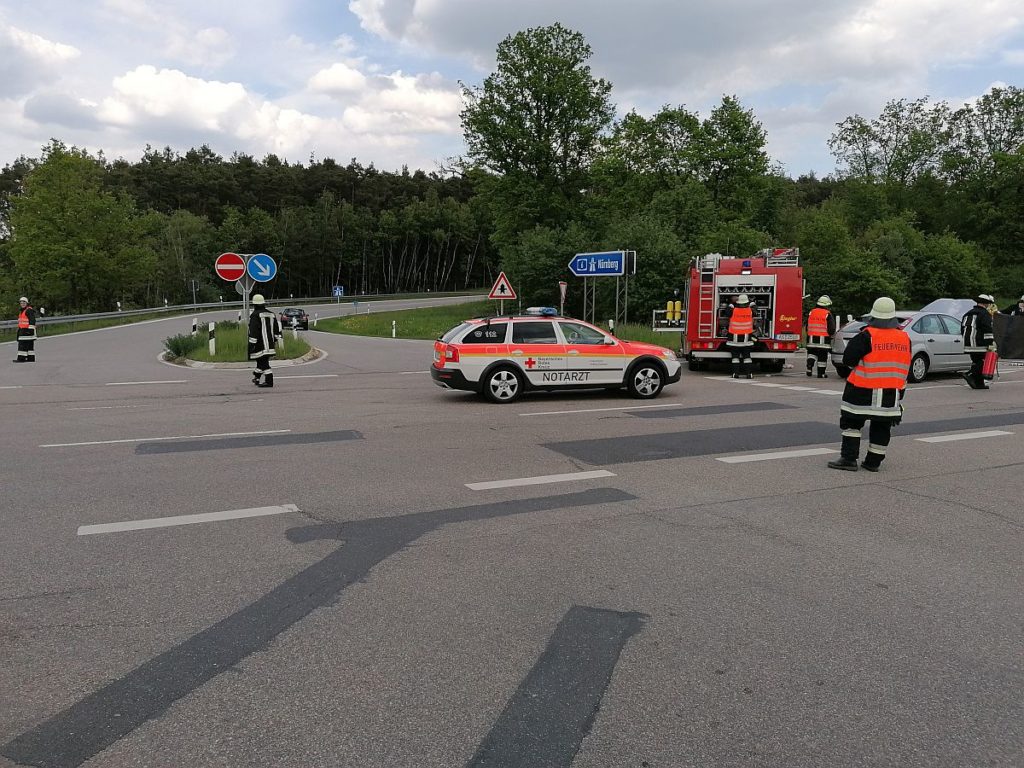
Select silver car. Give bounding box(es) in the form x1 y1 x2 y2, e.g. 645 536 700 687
831 303 973 383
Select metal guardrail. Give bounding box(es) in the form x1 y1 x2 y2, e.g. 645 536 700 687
0 292 481 330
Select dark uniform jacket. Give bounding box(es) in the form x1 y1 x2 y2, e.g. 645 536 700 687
1002 303 1024 317
961 306 994 352
840 328 907 423
248 308 281 359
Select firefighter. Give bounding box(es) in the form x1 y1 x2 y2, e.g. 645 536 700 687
828 296 911 472
961 294 995 390
805 295 835 378
248 294 282 388
13 297 36 363
727 293 755 379
1001 295 1024 316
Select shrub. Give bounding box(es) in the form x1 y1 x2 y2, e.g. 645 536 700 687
164 333 203 358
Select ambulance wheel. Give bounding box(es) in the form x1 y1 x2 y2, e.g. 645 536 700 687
482 366 524 404
908 353 929 384
627 361 665 399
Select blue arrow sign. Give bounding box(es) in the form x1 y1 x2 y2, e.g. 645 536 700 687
568 250 625 277
247 253 277 282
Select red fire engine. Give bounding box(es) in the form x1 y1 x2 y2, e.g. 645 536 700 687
654 248 805 372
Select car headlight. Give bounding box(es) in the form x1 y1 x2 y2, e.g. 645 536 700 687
662 349 677 359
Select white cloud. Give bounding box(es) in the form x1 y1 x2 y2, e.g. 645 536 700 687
100 0 236 68
0 23 80 98
309 62 368 94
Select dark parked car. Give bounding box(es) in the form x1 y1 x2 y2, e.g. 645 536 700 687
279 307 309 330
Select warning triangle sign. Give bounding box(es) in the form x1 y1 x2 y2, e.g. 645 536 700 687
488 271 517 300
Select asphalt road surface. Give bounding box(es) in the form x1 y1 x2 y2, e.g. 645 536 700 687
1 299 1022 768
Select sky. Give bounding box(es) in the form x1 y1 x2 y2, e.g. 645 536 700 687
1 0 1021 178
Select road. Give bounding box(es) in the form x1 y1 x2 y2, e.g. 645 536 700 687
1 298 1021 768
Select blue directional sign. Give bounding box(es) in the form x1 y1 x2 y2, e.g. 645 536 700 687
569 250 626 277
332 285 345 297
246 253 277 283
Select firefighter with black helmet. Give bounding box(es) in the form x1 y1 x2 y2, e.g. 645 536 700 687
248 294 282 388
805 295 835 378
961 294 995 390
828 296 911 472
13 297 36 363
726 293 755 379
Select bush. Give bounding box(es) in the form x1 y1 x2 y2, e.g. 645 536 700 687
219 320 240 330
164 333 203 358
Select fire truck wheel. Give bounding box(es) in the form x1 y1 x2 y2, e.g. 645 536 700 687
627 361 665 399
908 353 929 384
482 366 524 404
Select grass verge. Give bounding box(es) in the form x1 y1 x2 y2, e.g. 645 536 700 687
316 300 493 339
166 321 311 362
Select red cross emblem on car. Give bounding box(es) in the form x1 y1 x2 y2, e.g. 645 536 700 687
525 358 537 368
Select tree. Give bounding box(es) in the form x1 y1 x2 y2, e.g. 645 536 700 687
461 23 614 242
695 96 771 207
8 141 155 312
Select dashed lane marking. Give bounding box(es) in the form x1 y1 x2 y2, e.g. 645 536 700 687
703 376 841 395
40 429 291 448
67 405 146 411
716 447 839 463
520 403 680 417
915 430 1014 443
466 470 616 490
77 504 299 536
0 386 23 390
105 380 188 386
274 374 338 379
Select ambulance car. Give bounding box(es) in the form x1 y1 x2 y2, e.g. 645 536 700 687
431 309 682 403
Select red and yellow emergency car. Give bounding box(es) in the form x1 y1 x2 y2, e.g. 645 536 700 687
431 309 682 403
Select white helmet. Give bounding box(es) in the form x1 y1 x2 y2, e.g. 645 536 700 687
252 294 265 305
19 296 28 303
816 295 832 307
735 294 750 306
870 296 897 320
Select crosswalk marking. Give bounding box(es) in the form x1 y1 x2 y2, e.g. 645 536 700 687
717 448 839 463
915 430 1013 443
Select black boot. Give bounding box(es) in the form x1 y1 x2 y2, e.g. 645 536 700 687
257 373 274 388
828 458 859 471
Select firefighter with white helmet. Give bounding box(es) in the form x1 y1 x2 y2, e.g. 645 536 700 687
248 294 282 388
828 296 911 472
961 294 995 389
726 293 755 379
805 295 835 378
13 297 36 363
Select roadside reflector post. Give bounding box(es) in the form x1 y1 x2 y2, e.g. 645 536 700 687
238 310 242 322
291 318 298 340
208 321 216 356
191 317 198 337
392 320 396 338
609 319 615 332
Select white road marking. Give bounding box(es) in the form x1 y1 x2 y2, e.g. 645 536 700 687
0 386 23 390
781 386 817 391
520 403 680 417
717 448 839 463
466 470 616 490
749 383 788 388
67 404 145 411
77 503 300 536
275 374 338 379
916 430 1013 443
105 380 188 386
40 429 290 448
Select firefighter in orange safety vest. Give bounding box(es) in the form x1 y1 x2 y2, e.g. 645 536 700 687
726 293 755 379
13 297 37 363
828 296 911 472
805 295 836 378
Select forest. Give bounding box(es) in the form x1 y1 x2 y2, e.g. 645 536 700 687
0 22 1020 321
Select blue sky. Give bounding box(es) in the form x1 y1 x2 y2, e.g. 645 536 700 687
1 0 1021 177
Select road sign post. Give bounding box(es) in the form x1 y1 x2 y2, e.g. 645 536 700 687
488 272 517 316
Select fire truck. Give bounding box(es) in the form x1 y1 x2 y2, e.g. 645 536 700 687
654 248 805 372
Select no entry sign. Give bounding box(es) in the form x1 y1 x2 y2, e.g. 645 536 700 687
215 252 246 282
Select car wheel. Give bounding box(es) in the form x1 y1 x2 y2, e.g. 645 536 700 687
909 353 928 384
627 361 665 399
834 365 850 379
482 366 524 404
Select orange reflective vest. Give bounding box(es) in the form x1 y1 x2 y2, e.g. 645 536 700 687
18 309 32 329
728 306 753 335
807 308 830 336
846 327 911 390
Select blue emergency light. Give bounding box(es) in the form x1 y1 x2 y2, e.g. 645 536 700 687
525 306 558 316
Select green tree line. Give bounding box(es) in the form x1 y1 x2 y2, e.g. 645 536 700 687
1 22 1021 320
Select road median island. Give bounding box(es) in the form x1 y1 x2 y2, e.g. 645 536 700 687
161 321 320 368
